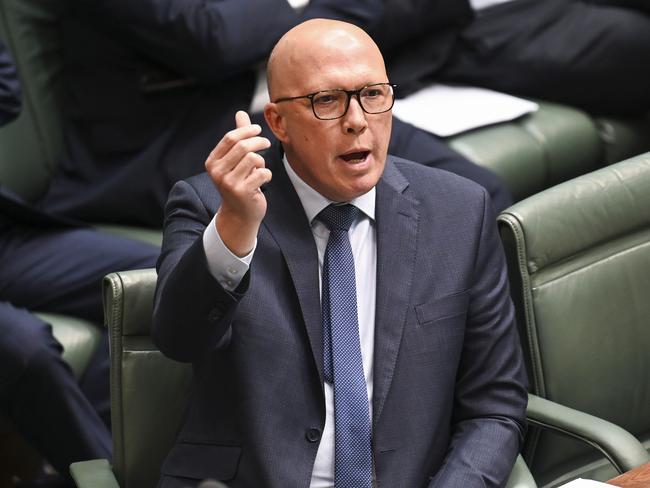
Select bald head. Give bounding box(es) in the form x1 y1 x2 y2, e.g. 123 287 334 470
267 19 386 101
263 19 392 203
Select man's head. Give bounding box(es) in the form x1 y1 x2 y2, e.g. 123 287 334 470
264 19 392 202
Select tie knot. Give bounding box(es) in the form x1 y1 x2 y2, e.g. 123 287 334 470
317 204 361 231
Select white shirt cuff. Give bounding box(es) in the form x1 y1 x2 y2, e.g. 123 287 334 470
202 214 255 292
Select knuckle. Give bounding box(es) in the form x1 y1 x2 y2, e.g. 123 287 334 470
208 168 224 185
242 151 259 166
244 151 265 168
205 154 217 171
252 152 266 167
235 138 252 154
223 131 238 146
220 173 236 191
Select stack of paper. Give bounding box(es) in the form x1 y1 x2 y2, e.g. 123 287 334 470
557 479 617 487
392 83 539 137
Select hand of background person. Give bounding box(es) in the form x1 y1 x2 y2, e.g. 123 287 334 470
205 110 272 257
0 39 22 127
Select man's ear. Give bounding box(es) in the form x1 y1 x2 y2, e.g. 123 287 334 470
264 103 289 143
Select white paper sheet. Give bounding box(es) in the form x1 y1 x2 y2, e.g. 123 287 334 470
557 479 618 487
392 83 539 137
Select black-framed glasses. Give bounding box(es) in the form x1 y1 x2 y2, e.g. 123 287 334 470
273 82 396 120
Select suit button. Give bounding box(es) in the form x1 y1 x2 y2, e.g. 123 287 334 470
208 308 220 322
305 428 321 443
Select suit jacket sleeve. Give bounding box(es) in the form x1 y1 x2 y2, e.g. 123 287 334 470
82 0 382 84
428 189 528 488
152 178 246 362
0 40 22 127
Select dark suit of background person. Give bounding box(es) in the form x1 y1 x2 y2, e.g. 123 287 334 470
152 143 528 487
39 0 511 230
374 0 650 117
0 40 159 485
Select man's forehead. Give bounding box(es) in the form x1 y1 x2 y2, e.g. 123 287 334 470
289 30 383 76
276 20 377 61
284 51 386 96
268 20 385 97
307 27 370 54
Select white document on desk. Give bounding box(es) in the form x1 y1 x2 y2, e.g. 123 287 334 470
557 479 617 487
392 83 539 137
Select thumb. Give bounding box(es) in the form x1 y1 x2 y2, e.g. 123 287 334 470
235 110 252 129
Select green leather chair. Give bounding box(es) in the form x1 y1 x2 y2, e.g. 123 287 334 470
70 268 650 488
498 151 650 487
446 102 650 202
70 269 192 488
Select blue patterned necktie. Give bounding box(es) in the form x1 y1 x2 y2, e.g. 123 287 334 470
317 203 372 488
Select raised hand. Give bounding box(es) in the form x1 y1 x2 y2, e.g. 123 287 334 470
205 110 272 257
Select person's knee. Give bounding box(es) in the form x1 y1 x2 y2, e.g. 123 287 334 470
0 306 64 389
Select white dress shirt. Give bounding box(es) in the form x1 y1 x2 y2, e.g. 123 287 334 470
469 0 514 11
203 156 377 488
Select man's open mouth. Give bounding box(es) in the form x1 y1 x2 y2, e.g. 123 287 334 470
340 151 370 164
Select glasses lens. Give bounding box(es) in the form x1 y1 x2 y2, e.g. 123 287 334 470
312 90 347 119
359 84 393 114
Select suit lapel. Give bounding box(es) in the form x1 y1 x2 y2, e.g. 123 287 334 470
261 147 325 382
259 151 420 407
373 158 420 424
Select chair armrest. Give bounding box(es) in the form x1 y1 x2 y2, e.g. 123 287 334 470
505 455 537 488
70 459 120 488
526 394 650 474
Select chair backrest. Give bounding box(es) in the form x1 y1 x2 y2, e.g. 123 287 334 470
0 0 65 201
498 152 650 487
103 269 192 488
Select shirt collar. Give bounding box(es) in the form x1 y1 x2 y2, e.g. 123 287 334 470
282 154 376 224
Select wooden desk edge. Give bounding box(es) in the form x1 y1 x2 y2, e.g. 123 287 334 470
608 462 650 488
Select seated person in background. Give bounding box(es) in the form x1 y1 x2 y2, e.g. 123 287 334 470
40 0 511 230
0 39 159 486
374 0 650 116
153 19 527 488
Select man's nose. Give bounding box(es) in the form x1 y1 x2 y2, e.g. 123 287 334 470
342 96 368 134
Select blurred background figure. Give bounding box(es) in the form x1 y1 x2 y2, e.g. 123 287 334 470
375 0 650 116
39 0 511 228
0 39 159 487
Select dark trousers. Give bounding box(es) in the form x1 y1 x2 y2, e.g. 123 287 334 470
440 0 650 116
0 225 158 479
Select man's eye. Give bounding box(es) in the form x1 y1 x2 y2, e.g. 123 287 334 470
363 89 382 98
313 92 340 105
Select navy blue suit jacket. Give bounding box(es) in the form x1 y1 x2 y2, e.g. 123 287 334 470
153 148 527 487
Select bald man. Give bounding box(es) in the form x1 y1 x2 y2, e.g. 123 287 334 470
153 19 527 488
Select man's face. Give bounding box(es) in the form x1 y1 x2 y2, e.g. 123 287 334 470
267 33 392 202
